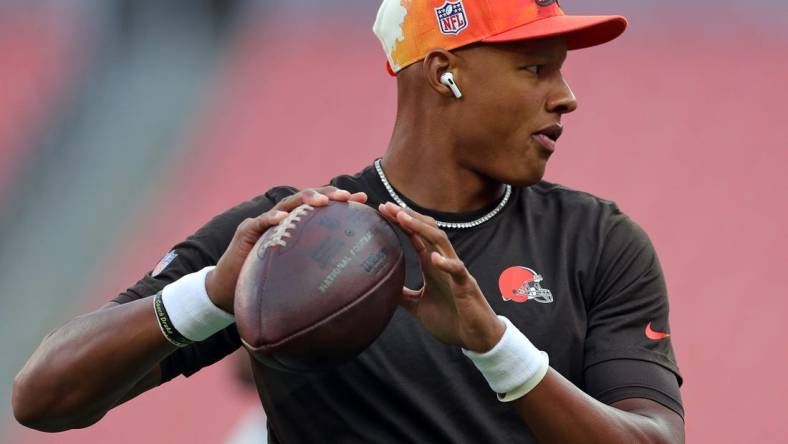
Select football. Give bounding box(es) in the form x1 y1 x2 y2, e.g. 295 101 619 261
235 200 405 372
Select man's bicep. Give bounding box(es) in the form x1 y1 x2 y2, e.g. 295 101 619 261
585 358 683 418
611 398 685 443
588 358 685 442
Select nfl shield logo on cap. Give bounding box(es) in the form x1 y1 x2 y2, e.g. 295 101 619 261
435 1 469 35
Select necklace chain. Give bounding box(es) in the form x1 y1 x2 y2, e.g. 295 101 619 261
373 159 512 230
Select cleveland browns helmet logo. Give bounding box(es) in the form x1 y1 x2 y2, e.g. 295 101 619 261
498 266 554 304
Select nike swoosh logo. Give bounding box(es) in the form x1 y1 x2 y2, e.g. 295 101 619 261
645 322 670 340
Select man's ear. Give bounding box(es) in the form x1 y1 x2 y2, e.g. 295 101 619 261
420 49 459 98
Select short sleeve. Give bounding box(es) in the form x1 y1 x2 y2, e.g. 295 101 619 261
585 359 684 418
584 209 682 385
113 192 284 382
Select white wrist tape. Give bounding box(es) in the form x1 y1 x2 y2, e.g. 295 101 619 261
462 316 549 402
161 266 235 342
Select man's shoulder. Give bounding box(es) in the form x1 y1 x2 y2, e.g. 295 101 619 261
524 180 622 217
525 182 654 254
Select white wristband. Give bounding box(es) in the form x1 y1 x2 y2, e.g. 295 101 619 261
462 316 549 402
161 266 235 342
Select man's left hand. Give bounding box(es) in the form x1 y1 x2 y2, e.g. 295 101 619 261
378 202 505 353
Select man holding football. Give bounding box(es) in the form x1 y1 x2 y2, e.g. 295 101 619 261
13 1 684 442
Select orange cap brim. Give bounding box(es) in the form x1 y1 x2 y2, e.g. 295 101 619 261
482 15 627 50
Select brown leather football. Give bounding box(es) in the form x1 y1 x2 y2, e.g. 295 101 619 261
234 201 405 372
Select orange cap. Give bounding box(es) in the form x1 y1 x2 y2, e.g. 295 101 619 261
373 0 627 74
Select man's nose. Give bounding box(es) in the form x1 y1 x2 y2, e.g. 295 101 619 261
547 78 578 115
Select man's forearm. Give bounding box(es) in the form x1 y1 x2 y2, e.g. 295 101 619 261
12 297 175 432
514 369 684 444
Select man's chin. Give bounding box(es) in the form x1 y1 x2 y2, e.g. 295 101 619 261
504 164 546 187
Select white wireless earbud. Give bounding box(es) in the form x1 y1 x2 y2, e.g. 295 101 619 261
440 72 463 99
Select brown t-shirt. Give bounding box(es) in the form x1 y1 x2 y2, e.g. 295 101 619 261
115 162 683 443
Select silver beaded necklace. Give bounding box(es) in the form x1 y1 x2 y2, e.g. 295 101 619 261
373 159 512 230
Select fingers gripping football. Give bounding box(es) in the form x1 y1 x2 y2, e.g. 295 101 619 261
377 202 502 352
207 209 289 313
206 188 367 313
379 203 470 286
237 212 288 244
274 187 367 212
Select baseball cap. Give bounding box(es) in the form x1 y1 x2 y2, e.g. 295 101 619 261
373 0 627 74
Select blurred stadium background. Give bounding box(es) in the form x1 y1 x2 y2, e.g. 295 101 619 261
1 0 786 442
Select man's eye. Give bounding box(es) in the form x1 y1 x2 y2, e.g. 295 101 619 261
523 65 543 75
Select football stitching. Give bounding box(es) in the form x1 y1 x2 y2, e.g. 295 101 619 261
262 204 314 248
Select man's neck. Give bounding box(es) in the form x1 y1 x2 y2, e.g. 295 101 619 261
381 140 507 214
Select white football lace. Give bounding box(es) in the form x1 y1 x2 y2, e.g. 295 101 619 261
262 204 314 248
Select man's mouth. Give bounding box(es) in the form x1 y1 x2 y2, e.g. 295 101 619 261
531 123 563 153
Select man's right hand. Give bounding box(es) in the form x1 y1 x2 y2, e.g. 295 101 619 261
205 187 367 313
12 186 366 432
